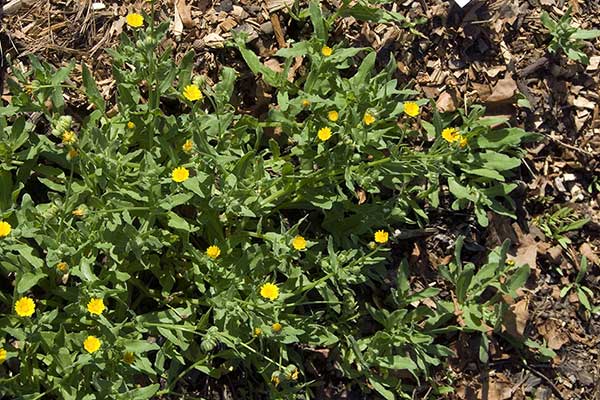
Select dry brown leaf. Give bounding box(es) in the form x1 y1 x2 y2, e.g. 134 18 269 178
502 298 529 339
355 188 367 205
486 75 518 104
176 0 193 28
538 319 570 350
264 59 283 74
579 243 599 265
436 91 457 113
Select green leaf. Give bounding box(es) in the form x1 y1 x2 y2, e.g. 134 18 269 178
17 271 45 293
309 1 327 41
115 384 160 400
571 29 600 39
368 378 395 400
82 64 106 112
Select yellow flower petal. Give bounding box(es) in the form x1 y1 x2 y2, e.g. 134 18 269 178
321 46 333 57
171 166 189 183
317 127 332 141
182 84 203 101
403 102 420 117
327 110 339 122
206 245 221 259
87 298 105 316
260 283 279 301
374 230 389 244
363 112 375 126
126 13 144 28
83 335 101 353
292 235 307 250
0 221 11 238
15 297 35 317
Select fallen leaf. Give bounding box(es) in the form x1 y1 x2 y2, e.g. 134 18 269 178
502 298 529 339
175 0 193 28
436 91 457 113
486 75 518 104
537 319 570 350
579 243 599 265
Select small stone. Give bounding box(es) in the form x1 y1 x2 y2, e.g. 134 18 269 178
219 0 233 12
260 21 273 34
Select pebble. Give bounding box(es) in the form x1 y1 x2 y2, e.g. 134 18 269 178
260 21 273 34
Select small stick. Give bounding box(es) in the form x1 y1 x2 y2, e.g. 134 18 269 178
270 13 287 49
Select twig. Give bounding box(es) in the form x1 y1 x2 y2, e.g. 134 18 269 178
521 362 566 400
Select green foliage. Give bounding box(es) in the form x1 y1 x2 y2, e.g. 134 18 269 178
0 3 541 399
541 7 600 65
560 256 599 314
533 206 589 249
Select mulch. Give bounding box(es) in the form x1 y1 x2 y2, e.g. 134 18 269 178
1 0 599 398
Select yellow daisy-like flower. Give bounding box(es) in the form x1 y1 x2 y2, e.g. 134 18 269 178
87 298 105 316
374 230 389 244
83 335 101 353
292 235 307 250
57 262 69 273
327 110 339 122
441 127 460 143
72 208 85 217
171 166 189 183
126 13 144 28
67 148 78 160
271 374 281 386
127 121 135 129
123 351 135 364
260 283 279 301
363 112 375 126
206 245 221 259
182 84 203 101
0 348 6 364
272 322 282 332
321 46 333 57
459 136 468 148
182 139 193 153
253 327 262 337
286 368 299 381
317 127 332 142
0 220 11 237
302 99 310 108
403 102 420 117
62 130 77 145
15 297 35 317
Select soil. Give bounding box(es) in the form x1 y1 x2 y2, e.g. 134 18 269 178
1 0 599 399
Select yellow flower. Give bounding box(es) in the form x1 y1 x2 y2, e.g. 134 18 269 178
374 230 389 244
292 235 307 250
0 221 11 237
459 136 468 148
87 298 105 316
171 166 189 183
182 139 193 153
363 112 375 126
62 130 77 145
253 327 262 337
403 102 420 117
286 368 299 381
182 84 203 101
321 46 333 57
126 13 144 28
206 245 221 259
506 259 515 266
15 297 35 317
123 351 135 364
0 348 6 364
67 148 78 160
57 262 69 273
83 335 101 353
271 374 281 386
127 121 135 129
260 283 279 301
72 208 85 217
302 99 310 108
327 110 339 122
272 322 282 332
441 127 460 143
317 127 332 142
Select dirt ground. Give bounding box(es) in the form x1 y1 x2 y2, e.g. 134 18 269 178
1 0 599 399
